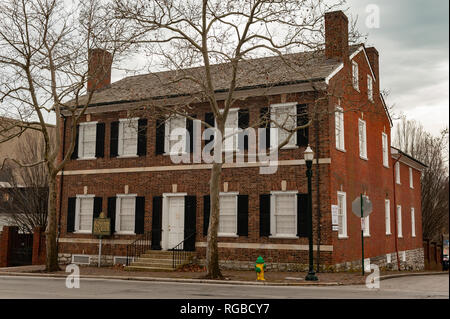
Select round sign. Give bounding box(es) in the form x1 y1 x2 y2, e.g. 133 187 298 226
351 196 373 218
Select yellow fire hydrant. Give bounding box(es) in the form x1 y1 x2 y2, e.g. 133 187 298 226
255 256 266 281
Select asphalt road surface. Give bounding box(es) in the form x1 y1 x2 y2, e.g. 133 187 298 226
0 274 448 299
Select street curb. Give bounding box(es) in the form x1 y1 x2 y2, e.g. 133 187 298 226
379 271 449 281
0 271 343 287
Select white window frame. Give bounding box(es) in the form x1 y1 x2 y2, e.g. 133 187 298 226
77 122 98 160
367 75 374 102
337 191 348 239
395 162 401 184
270 191 298 239
385 199 391 235
270 103 298 150
118 118 139 158
382 133 389 168
386 253 392 264
216 108 239 153
115 194 137 235
74 194 95 234
335 106 345 152
352 61 359 91
218 192 239 237
397 205 403 238
409 167 414 189
358 119 368 160
411 207 416 237
164 115 187 155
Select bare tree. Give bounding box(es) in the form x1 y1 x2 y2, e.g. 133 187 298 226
0 0 131 271
111 0 373 278
394 116 449 242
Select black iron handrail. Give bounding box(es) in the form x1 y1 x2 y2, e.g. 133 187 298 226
169 233 196 269
126 231 152 266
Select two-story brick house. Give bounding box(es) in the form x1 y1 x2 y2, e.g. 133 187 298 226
56 11 426 271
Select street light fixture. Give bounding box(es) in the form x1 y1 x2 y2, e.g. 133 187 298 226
304 145 318 281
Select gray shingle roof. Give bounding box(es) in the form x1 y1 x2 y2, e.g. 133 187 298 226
80 45 362 106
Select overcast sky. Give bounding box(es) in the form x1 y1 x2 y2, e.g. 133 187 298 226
93 0 449 138
344 0 449 137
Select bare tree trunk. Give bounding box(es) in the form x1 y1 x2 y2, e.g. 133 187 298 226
45 172 59 272
206 161 223 279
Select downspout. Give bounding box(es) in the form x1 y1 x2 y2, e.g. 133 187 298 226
392 154 403 271
56 115 66 253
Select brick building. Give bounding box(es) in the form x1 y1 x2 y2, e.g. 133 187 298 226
56 11 426 271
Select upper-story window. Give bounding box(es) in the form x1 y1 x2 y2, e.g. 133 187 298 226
382 133 389 167
165 115 187 155
78 122 97 159
409 167 414 189
367 75 374 102
395 162 401 184
118 118 139 157
352 61 359 91
270 103 297 149
218 108 239 152
358 119 368 160
335 106 345 151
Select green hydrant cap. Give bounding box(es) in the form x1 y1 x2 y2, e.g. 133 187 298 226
256 256 265 263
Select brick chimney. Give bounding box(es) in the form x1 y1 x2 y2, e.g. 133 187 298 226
325 11 349 62
366 47 379 90
87 48 112 93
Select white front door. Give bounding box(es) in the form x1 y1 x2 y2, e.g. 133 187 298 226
162 195 185 250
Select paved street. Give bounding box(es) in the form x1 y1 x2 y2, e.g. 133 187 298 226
0 274 448 299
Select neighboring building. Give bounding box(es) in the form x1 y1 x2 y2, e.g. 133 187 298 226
56 11 426 271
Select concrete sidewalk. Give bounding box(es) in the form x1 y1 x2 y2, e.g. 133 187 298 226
0 265 447 287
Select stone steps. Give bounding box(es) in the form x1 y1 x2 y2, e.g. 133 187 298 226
124 250 194 272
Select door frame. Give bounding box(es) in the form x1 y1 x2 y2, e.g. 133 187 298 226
161 193 187 250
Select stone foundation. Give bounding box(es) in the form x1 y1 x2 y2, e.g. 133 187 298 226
334 248 425 272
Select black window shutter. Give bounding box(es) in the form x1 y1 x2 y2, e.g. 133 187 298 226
67 197 76 233
135 197 145 234
151 196 163 250
204 113 215 146
259 194 271 237
137 119 148 156
70 125 79 159
107 197 116 234
237 195 249 236
95 123 105 158
238 109 249 151
93 197 103 220
297 194 308 237
184 196 197 251
297 104 309 147
110 121 119 158
155 118 165 155
203 195 210 236
260 108 270 150
186 115 196 154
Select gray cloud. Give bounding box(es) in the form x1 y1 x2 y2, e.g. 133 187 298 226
344 0 449 136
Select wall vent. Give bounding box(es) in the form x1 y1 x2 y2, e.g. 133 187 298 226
72 255 90 265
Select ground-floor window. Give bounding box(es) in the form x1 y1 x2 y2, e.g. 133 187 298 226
219 193 238 237
75 195 94 233
115 195 137 234
337 191 347 238
271 191 298 238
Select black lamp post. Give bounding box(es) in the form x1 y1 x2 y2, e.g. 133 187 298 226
304 145 318 281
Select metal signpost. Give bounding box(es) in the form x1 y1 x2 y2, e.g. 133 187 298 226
92 212 111 268
352 195 373 275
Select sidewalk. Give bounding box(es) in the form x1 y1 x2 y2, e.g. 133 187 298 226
0 264 447 286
